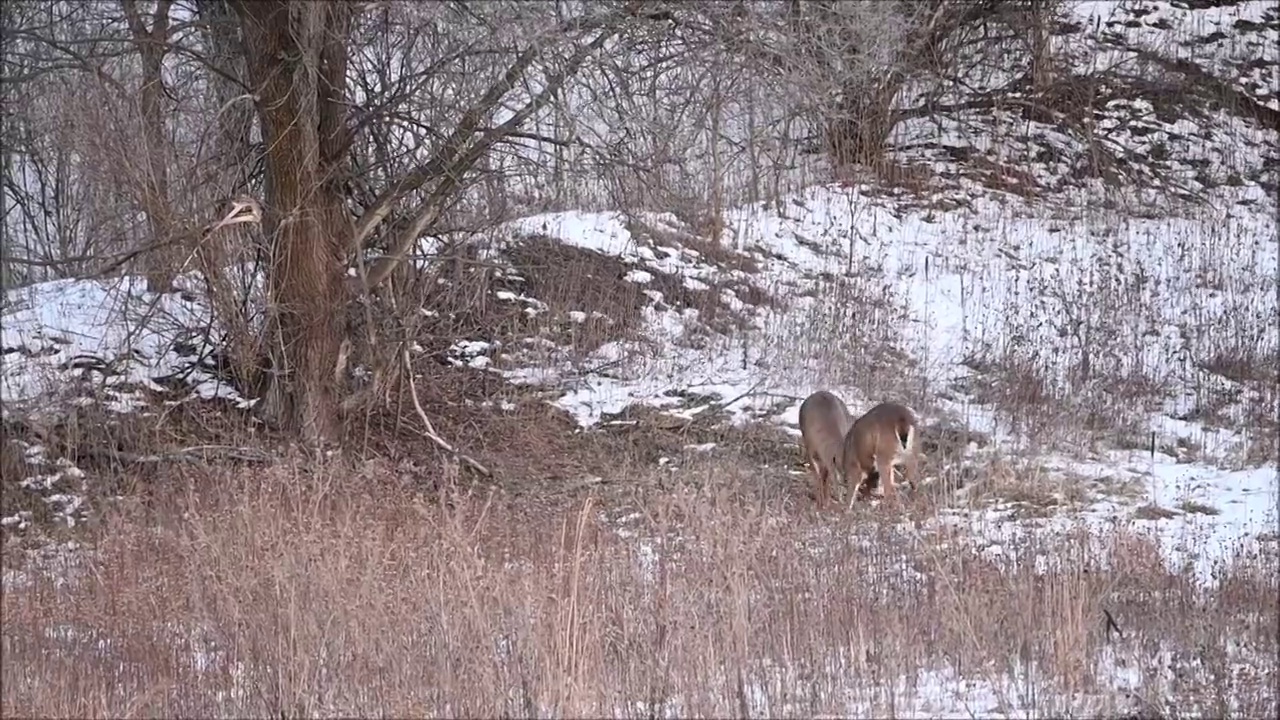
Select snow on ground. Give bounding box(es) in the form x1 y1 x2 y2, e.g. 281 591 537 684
612 662 1085 719
4 177 1276 565
1072 0 1280 113
491 175 1277 569
501 179 1277 430
945 450 1278 585
495 209 795 425
1 275 250 416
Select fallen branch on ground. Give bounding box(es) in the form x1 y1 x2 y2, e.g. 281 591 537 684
401 346 493 478
679 379 767 428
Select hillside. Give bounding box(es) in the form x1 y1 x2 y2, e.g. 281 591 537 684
2 1 1277 717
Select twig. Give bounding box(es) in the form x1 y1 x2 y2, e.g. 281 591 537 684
668 380 771 439
1103 607 1123 642
178 444 274 463
685 379 767 421
400 346 492 477
75 444 272 466
579 356 627 377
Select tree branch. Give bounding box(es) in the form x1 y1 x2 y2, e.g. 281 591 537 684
359 26 619 290
349 3 645 254
350 43 544 252
401 345 492 477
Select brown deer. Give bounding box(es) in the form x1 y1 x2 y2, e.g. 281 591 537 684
798 390 854 509
840 402 920 506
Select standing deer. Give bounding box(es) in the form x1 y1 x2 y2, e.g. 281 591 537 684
798 390 854 509
840 402 920 506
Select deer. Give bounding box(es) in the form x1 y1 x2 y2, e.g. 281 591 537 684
798 390 855 509
840 402 920 507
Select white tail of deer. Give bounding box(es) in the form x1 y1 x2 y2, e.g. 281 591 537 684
798 390 854 509
840 402 920 506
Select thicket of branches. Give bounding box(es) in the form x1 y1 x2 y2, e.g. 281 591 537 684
0 0 1156 443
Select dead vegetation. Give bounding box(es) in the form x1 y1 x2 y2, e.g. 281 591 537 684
501 236 645 355
2 1 1277 715
2 458 1275 719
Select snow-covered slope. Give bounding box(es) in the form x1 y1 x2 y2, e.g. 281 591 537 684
2 2 1276 716
5 173 1275 572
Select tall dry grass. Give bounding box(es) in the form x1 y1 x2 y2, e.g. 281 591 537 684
3 456 1275 719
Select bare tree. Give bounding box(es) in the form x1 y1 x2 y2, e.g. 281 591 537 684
224 1 354 442
220 1 650 442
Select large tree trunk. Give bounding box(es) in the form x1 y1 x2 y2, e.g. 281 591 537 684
230 0 352 443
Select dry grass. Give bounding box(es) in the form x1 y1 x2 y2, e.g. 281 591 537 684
626 213 761 276
503 235 647 355
498 230 771 359
351 370 620 488
761 269 924 409
3 455 1275 719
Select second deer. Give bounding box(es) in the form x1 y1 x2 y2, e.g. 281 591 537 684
840 402 920 506
798 390 854 509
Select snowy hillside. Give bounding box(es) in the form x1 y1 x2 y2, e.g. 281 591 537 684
6 176 1275 566
2 1 1277 717
5 0 1277 623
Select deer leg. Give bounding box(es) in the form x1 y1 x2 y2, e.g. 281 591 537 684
855 461 875 502
820 463 833 510
809 454 829 510
877 456 897 502
903 451 920 492
847 466 870 511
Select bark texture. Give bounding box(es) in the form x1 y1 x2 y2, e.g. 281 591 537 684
230 0 353 443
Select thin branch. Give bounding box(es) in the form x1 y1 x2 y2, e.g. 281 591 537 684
678 379 767 429
361 26 619 289
401 345 492 477
4 29 131 96
350 3 644 252
350 43 544 251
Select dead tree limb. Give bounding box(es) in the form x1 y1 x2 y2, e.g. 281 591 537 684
401 345 492 478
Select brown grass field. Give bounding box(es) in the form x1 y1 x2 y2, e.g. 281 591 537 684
3 451 1276 719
